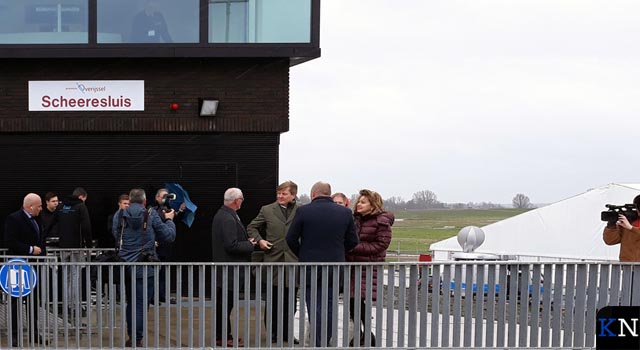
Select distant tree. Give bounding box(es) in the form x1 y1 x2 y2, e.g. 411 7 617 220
447 202 469 209
349 193 358 207
512 193 531 209
298 193 311 205
411 190 440 209
385 196 406 210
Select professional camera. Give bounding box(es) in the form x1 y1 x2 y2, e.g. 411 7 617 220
160 193 177 212
601 204 638 224
138 249 160 263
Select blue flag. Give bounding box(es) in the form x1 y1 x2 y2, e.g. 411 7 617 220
164 183 198 227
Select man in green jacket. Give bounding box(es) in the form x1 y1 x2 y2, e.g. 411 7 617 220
247 180 300 344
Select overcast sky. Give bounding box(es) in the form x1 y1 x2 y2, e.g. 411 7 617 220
280 0 640 204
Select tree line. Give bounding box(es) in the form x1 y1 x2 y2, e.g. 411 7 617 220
297 190 533 210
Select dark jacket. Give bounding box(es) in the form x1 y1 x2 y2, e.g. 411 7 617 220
104 212 117 249
346 211 394 300
57 195 92 248
286 196 358 262
211 205 255 290
112 203 176 277
40 207 58 239
4 209 46 256
132 11 172 43
150 204 181 259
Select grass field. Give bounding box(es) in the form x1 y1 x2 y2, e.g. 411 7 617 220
388 208 531 255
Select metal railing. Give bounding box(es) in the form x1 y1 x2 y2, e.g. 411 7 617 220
0 256 635 348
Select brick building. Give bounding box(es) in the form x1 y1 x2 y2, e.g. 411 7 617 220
0 0 320 262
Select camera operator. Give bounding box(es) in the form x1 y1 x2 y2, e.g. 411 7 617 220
603 195 640 262
150 188 185 304
113 188 176 347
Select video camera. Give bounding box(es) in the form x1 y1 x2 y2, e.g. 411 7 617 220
160 193 177 212
601 204 638 224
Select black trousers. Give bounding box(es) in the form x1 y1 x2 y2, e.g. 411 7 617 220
267 285 298 339
349 298 375 345
10 287 40 346
215 288 234 339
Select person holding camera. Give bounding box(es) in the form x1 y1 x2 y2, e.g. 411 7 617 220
113 188 176 347
603 195 640 262
150 188 184 304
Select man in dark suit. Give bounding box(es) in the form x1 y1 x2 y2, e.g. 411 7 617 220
211 187 257 347
4 193 47 347
286 181 359 347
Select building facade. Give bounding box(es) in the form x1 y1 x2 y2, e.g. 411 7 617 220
0 0 320 262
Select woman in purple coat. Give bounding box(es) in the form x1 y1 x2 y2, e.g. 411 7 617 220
346 189 394 346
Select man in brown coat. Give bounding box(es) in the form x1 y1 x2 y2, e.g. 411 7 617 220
247 181 300 344
603 195 640 262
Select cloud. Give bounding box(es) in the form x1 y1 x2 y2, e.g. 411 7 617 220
282 0 640 204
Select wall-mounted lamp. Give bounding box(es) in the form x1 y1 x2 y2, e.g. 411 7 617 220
199 99 219 117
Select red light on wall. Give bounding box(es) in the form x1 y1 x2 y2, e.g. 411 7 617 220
170 103 179 110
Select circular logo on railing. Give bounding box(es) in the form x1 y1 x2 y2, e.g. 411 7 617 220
0 258 38 297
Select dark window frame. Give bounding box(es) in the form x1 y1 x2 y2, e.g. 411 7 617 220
0 0 320 63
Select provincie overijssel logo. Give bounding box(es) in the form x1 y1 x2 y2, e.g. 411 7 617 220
67 82 107 94
597 306 640 350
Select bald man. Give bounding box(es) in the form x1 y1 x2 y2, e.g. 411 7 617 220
4 193 47 347
5 193 45 256
286 181 358 347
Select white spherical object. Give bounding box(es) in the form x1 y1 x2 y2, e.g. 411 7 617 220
457 226 486 253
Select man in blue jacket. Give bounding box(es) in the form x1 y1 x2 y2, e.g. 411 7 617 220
113 188 176 347
286 181 358 347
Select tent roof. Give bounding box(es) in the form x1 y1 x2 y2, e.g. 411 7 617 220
430 183 640 261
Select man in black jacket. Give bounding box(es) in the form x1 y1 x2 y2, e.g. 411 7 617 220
57 187 92 320
286 181 359 347
211 187 257 347
40 192 59 241
4 193 47 347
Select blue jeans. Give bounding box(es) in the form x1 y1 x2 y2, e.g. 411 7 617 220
124 273 154 341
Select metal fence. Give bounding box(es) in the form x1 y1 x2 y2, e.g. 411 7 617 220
0 255 636 348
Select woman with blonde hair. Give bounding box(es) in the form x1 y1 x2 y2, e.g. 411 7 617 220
346 189 394 346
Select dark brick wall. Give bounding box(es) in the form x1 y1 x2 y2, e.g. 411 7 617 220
0 57 290 133
0 133 280 262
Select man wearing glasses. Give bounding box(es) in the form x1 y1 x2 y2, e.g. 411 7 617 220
211 187 257 347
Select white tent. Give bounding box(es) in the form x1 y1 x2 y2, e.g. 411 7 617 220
430 183 640 262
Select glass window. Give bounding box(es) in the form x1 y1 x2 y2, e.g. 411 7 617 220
209 0 311 43
0 0 88 44
97 0 199 43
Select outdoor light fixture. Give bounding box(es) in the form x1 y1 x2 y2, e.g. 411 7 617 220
199 99 219 117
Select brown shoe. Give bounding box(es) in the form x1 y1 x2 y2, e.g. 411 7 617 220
125 338 144 347
215 337 244 347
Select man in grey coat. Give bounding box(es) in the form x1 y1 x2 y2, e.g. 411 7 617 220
211 187 257 347
247 180 300 344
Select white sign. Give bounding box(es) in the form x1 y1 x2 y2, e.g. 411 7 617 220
29 80 144 111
